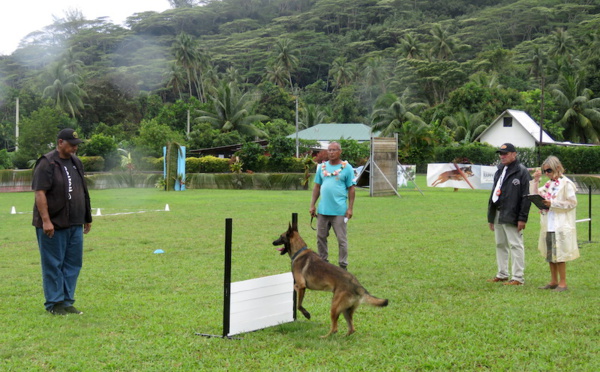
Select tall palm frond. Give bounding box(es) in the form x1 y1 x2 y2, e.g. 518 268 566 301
196 81 268 137
371 91 427 137
551 72 600 144
442 108 488 144
42 60 87 117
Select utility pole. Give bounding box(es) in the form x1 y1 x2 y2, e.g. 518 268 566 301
295 94 299 158
15 97 19 151
187 109 191 139
538 75 545 164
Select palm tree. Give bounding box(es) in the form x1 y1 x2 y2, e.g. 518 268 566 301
273 38 299 88
265 62 289 88
430 24 456 60
551 72 600 144
43 60 87 117
581 30 600 62
362 57 388 97
530 46 548 84
549 28 576 63
396 120 435 160
173 32 209 101
202 64 220 97
63 48 84 75
223 66 244 85
399 32 422 60
164 63 187 100
195 81 268 137
371 91 427 137
299 104 326 129
442 108 488 144
469 71 502 89
329 57 356 90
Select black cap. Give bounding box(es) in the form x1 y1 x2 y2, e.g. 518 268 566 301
57 128 83 145
496 143 516 153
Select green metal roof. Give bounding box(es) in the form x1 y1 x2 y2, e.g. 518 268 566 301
287 124 378 141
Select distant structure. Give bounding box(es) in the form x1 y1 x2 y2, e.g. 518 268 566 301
475 109 555 149
288 123 379 149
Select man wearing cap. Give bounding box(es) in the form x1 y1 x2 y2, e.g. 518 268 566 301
487 143 532 285
32 128 92 315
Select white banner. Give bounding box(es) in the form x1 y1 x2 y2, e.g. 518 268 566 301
427 163 496 190
398 164 416 187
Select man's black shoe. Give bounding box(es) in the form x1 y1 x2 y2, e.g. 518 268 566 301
63 306 83 315
47 306 68 315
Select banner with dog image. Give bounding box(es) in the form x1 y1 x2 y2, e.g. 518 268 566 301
427 163 496 190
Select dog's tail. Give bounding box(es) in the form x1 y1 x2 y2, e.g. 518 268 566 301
363 294 389 307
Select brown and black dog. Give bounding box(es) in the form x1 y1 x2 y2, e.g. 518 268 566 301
272 222 388 337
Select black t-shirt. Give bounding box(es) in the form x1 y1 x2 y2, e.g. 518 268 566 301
32 156 86 226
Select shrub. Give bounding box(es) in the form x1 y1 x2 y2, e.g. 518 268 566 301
433 144 600 173
267 137 296 171
79 156 105 172
434 143 499 166
539 145 600 174
137 157 163 171
186 156 230 173
337 139 370 166
265 156 306 173
0 149 13 169
237 142 265 172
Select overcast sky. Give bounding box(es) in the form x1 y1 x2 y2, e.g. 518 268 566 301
0 0 172 55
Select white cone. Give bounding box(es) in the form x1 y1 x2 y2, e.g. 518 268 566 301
95 208 102 216
165 204 170 211
11 206 16 214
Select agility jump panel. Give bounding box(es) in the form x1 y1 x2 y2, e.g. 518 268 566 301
370 137 398 197
228 272 294 336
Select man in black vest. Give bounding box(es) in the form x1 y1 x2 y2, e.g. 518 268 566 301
32 128 92 315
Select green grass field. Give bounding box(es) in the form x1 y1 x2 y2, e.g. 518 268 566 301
1 182 598 371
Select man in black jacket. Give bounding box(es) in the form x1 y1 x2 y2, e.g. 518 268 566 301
32 128 92 315
487 143 531 286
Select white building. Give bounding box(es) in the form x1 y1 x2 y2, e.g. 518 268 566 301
475 109 555 148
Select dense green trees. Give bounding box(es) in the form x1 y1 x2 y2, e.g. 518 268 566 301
12 107 74 168
1 0 600 170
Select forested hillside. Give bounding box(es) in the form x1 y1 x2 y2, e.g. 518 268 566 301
1 0 599 169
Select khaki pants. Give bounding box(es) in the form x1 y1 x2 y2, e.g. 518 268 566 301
494 211 525 283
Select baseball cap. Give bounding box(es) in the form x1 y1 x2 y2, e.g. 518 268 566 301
496 143 516 153
57 128 83 145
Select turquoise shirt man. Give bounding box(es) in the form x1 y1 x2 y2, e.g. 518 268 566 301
310 142 356 269
314 161 355 215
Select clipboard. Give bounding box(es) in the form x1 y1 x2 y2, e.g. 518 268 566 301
527 194 549 210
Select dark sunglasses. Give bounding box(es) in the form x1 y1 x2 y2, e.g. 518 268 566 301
543 168 553 173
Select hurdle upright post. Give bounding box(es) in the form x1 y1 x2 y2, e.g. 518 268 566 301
588 187 592 242
291 213 298 321
223 218 233 338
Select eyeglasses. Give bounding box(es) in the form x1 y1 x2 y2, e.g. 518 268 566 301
543 168 553 173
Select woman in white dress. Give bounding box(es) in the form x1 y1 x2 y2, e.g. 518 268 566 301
530 156 579 292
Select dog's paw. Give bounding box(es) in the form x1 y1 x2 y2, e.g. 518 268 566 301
300 308 311 319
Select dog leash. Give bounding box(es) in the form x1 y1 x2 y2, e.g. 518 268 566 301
310 215 317 231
